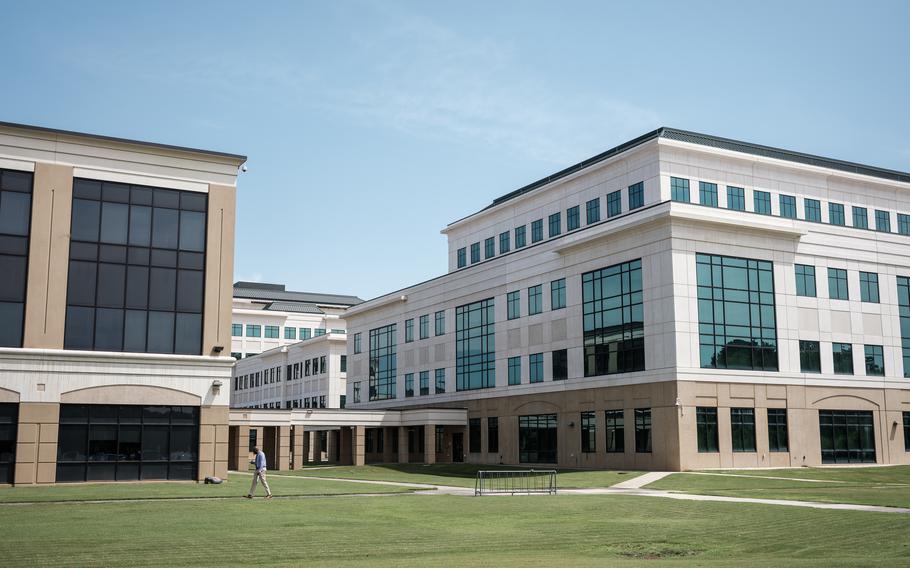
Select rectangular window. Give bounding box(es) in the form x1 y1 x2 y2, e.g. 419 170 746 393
314 328 326 336
580 411 596 453
508 356 521 385
435 310 445 336
899 277 910 378
469 418 481 453
805 198 821 222
434 368 445 394
865 344 884 376
628 182 644 210
528 284 542 315
246 325 261 338
819 410 875 463
727 186 745 211
567 206 580 231
231 323 242 337
828 268 849 300
550 278 566 310
507 290 520 320
518 414 557 463
0 168 33 348
368 324 396 401
419 314 429 339
795 264 816 297
405 318 414 342
484 237 495 259
499 231 510 254
799 340 821 373
730 408 756 452
455 298 495 391
699 181 718 207
767 409 789 452
300 328 311 340
264 325 279 339
696 407 719 453
634 409 651 453
488 417 499 454
904 412 910 452
779 195 796 219
548 213 561 237
529 353 543 383
531 219 543 243
859 271 879 303
419 371 429 396
470 242 480 264
457 247 466 268
405 373 414 397
754 190 771 215
607 190 622 217
284 327 296 340
697 254 778 371
875 210 891 232
605 410 624 453
583 259 644 376
340 355 347 373
353 332 361 353
515 225 527 248
353 382 361 403
552 349 567 380
833 342 854 375
852 206 869 229
586 198 601 224
670 177 690 202
829 202 846 226
899 214 910 236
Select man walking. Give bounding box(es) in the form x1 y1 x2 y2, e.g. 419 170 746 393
245 446 272 499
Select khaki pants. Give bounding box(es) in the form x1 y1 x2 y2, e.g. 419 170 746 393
249 468 271 496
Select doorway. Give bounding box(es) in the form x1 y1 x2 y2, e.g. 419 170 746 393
452 432 464 462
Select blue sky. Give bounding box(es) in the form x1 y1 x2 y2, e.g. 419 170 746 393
2 1 908 300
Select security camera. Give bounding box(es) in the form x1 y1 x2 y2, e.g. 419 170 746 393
241 164 248 172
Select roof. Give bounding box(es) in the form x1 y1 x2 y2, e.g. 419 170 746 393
264 301 324 314
232 282 363 306
452 127 910 226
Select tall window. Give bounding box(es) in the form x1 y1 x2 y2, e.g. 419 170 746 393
435 310 446 335
231 323 242 337
828 268 848 300
696 407 718 453
699 182 718 207
697 254 777 371
528 284 542 315
670 177 690 202
754 190 771 215
904 412 910 452
875 210 891 232
799 340 821 373
898 277 910 377
832 342 853 375
353 332 361 353
264 326 279 339
586 198 601 224
552 349 568 380
353 382 361 403
484 237 495 259
859 271 879 303
605 410 624 453
829 202 846 226
65 180 207 354
457 247 466 268
488 417 499 454
300 328 311 340
515 225 527 248
435 368 446 394
469 418 481 453
0 168 32 348
529 353 543 383
368 324 396 401
419 314 429 339
548 213 561 237
804 198 821 222
507 290 520 320
340 355 347 373
819 410 875 463
550 278 566 310
404 373 414 397
455 298 495 391
470 242 480 264
580 411 596 453
634 408 651 453
284 327 296 340
899 214 910 236
727 186 745 211
628 182 644 210
779 195 796 218
583 259 644 376
518 414 557 463
852 206 868 229
864 345 884 376
499 231 510 254
567 206 580 231
795 264 816 297
531 219 543 243
419 371 429 396
730 408 756 452
508 356 521 385
763 409 787 453
405 318 414 342
607 190 622 217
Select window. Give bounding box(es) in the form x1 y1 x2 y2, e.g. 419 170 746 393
699 182 718 207
320 355 326 373
829 202 846 226
435 310 445 336
529 353 543 383
64 180 207 355
875 210 891 232
670 177 689 202
340 355 347 373
531 219 543 243
795 264 816 297
828 268 849 300
246 325 261 338
586 198 601 224
518 414 557 463
859 271 879 303
419 314 429 339
352 382 361 403
469 418 481 453
727 186 745 211
508 356 521 385
899 214 910 236
457 247 466 268
852 206 868 229
300 328 311 340
548 213 561 237
864 345 884 376
528 284 542 315
484 237 495 259
499 231 510 254
552 349 567 380
634 409 651 453
754 190 771 215
805 198 821 222
628 182 644 210
434 368 445 394
0 168 32 348
231 352 241 360
904 412 910 452
403 373 414 397
799 340 821 373
583 259 644 376
607 190 622 217
550 278 566 310
507 290 520 320
515 225 527 248
231 323 242 337
488 417 499 454
264 325 279 339
470 242 480 264
779 195 796 219
832 342 853 375
696 407 718 453
419 371 429 396
697 254 777 371
284 327 296 340
898 277 910 378
455 298 495 391
767 409 789 452
819 410 875 463
605 410 624 453
730 408 756 452
567 206 580 231
580 411 596 453
368 324 396 401
405 318 414 342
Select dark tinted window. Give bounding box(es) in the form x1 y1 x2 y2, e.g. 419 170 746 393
0 168 33 347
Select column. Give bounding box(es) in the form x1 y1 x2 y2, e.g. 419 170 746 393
15 403 60 485
424 423 436 465
291 426 305 470
275 426 291 471
198 406 229 480
353 426 365 466
229 425 250 471
327 430 338 463
397 427 409 464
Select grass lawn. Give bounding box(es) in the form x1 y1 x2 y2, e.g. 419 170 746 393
0 473 415 503
277 463 641 488
647 466 910 508
1 492 909 567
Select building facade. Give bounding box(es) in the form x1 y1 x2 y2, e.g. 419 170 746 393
0 121 243 484
344 127 910 471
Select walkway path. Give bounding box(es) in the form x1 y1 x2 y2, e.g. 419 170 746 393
610 471 673 489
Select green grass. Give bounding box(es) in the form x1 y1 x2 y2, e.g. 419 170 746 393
1 493 908 567
0 473 415 503
647 466 910 508
277 463 641 488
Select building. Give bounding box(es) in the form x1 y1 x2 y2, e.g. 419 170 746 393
0 121 243 484
230 281 361 359
343 127 910 470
